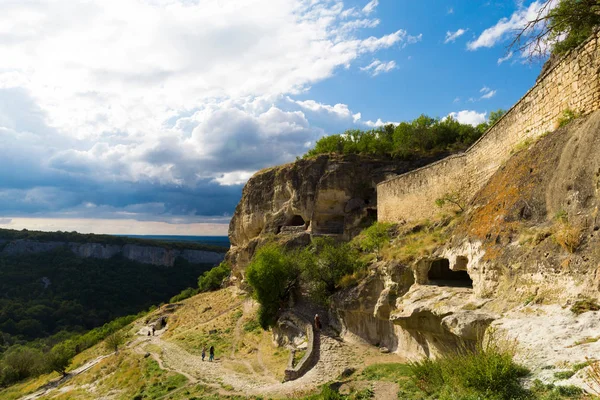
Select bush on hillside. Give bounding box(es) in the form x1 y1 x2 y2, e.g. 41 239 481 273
246 245 302 328
45 342 75 376
169 287 199 303
408 338 529 400
301 238 365 304
198 262 231 292
352 222 395 253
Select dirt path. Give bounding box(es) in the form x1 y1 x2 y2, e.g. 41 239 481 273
18 353 114 400
140 327 354 397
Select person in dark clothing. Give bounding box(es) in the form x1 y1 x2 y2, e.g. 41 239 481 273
202 346 206 361
209 345 215 361
314 314 321 330
152 326 155 336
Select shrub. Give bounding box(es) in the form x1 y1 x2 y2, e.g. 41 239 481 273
352 222 395 253
554 223 582 253
198 262 231 292
301 237 365 304
558 109 578 128
45 342 75 376
435 191 466 212
246 244 302 328
408 338 529 399
586 358 600 396
570 298 600 315
104 331 126 353
169 287 199 303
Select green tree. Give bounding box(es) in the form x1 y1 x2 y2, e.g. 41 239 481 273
488 109 506 126
104 331 126 353
508 0 600 59
46 342 75 376
198 262 231 292
300 238 364 304
245 244 302 328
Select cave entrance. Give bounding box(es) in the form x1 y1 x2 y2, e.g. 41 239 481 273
287 215 306 227
427 258 472 288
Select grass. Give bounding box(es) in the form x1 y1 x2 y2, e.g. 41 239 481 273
554 370 576 380
300 384 374 400
557 109 579 128
570 298 600 315
293 349 308 367
554 222 583 253
360 363 412 382
406 338 530 400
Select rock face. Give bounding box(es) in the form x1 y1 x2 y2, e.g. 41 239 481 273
1 240 225 267
227 154 445 271
331 111 600 372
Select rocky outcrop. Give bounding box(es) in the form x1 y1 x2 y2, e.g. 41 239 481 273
332 111 600 372
227 154 445 271
1 239 225 267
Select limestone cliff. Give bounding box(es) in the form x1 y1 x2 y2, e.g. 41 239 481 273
0 239 225 267
226 154 444 271
331 111 600 388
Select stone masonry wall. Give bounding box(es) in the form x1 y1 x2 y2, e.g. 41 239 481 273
378 31 600 223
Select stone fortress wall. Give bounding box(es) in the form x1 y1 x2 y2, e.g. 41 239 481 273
377 31 600 223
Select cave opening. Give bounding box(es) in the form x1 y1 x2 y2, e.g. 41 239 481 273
287 215 306 227
427 258 472 288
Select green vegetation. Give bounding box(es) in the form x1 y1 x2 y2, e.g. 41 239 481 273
570 298 600 315
0 227 228 253
246 244 302 328
246 238 364 327
547 0 600 56
0 248 213 345
198 261 231 292
104 331 126 353
435 191 466 212
300 238 365 305
360 363 412 382
509 0 600 59
407 340 529 400
304 112 506 159
301 384 374 400
351 222 395 253
557 109 579 128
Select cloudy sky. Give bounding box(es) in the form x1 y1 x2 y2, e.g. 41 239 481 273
0 0 550 235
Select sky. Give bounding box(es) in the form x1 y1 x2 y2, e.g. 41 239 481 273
0 0 552 235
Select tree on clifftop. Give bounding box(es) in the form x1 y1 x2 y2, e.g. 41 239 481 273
509 0 600 60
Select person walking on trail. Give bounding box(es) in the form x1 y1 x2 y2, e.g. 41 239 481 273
152 326 155 336
202 346 206 361
209 345 215 362
314 314 321 331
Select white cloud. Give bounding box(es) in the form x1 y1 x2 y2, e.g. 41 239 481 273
447 7 454 14
362 0 379 15
497 51 514 64
453 97 461 103
444 28 467 44
447 110 487 126
363 118 399 127
0 0 419 186
467 0 558 51
480 86 491 93
360 59 397 76
213 171 256 186
481 90 497 99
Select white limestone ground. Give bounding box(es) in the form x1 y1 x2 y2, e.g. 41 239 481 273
493 304 600 393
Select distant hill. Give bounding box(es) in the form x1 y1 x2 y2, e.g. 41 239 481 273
0 228 227 355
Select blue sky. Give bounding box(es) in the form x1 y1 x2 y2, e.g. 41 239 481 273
0 0 550 235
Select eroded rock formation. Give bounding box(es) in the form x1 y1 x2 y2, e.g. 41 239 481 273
227 154 444 271
1 239 225 267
